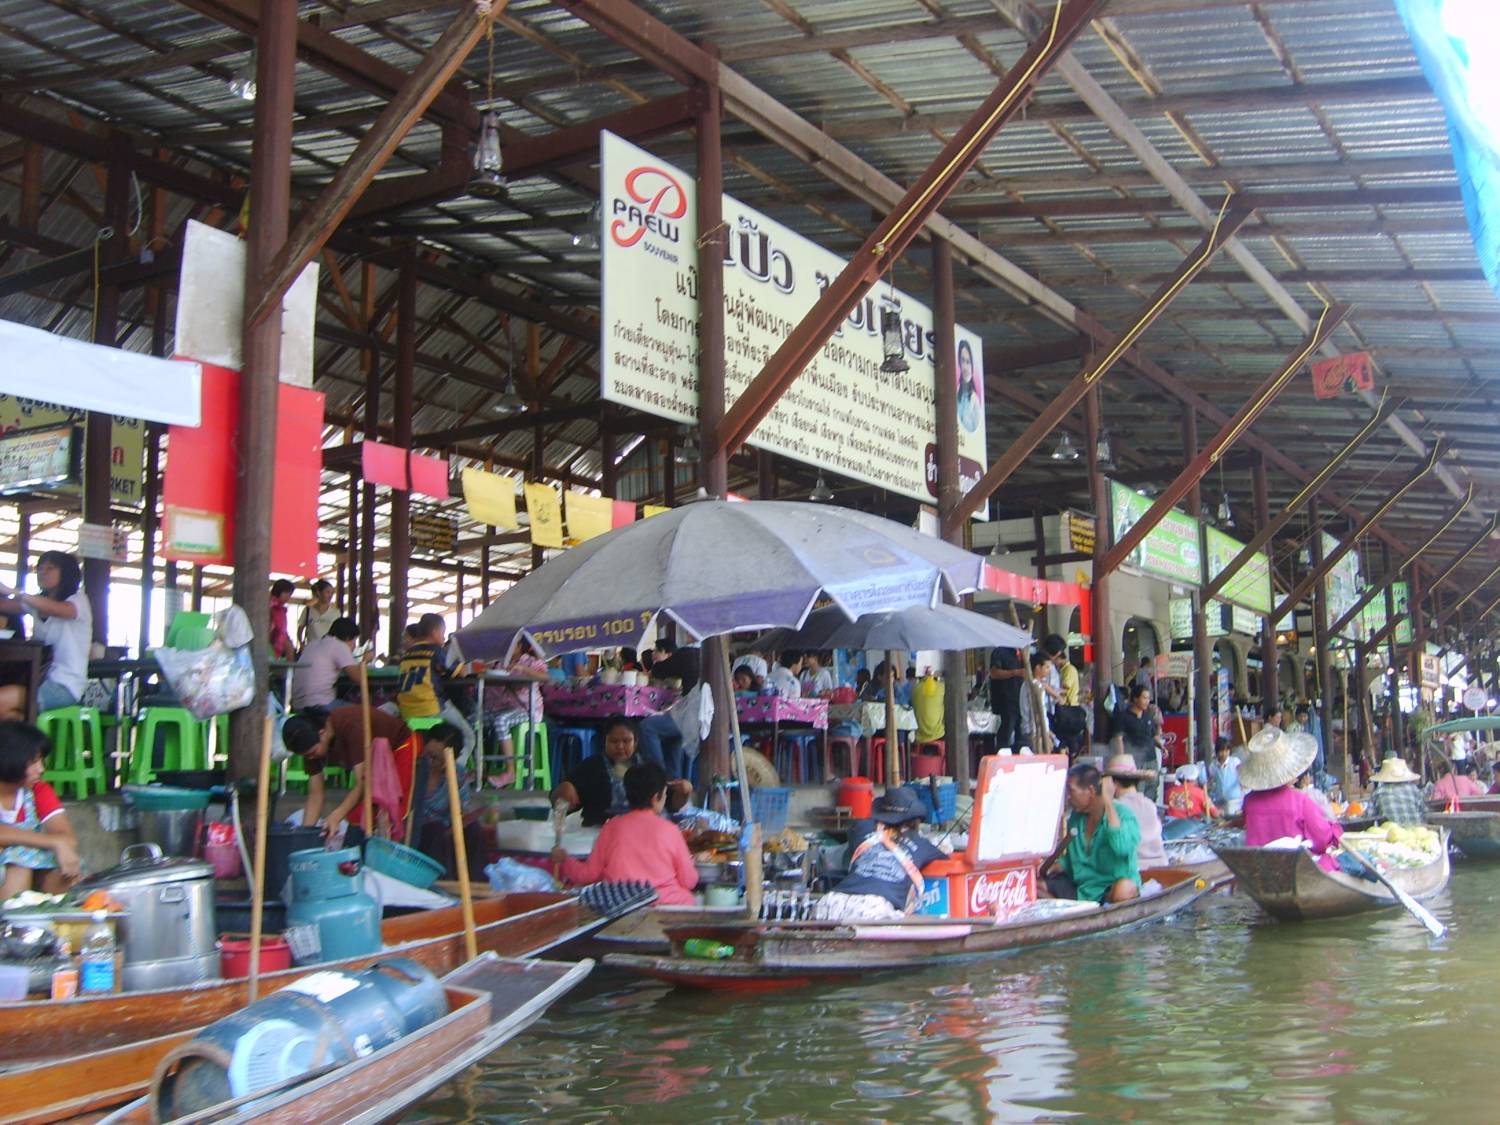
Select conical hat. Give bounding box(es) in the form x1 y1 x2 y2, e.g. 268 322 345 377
1237 728 1319 792
1370 756 1420 784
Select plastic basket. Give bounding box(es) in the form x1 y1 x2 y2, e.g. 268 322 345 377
914 781 957 824
364 836 445 889
731 787 791 834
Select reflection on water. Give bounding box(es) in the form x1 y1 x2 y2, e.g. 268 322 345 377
412 868 1500 1122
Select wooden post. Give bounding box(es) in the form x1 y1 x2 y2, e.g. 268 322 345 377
885 651 900 786
443 746 477 961
230 0 297 778
1084 386 1112 735
1185 408 1213 760
388 256 415 656
1309 501 1335 765
1253 454 1278 712
358 664 374 838
1383 542 1405 755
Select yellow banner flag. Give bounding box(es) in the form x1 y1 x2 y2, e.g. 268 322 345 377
567 490 614 542
524 481 564 548
461 468 518 529
643 504 671 519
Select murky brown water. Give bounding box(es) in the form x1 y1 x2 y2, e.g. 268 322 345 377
411 865 1498 1122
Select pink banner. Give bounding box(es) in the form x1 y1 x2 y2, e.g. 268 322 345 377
362 441 408 490
409 452 451 499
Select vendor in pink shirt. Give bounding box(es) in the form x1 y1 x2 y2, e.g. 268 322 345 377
552 762 699 905
1239 728 1344 872
1433 752 1487 801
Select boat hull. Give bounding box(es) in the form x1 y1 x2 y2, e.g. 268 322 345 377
1213 839 1450 922
606 864 1229 989
1429 811 1500 860
0 892 603 1065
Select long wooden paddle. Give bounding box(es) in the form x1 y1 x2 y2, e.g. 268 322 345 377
442 745 478 960
357 664 374 839
247 714 275 1003
1339 843 1446 938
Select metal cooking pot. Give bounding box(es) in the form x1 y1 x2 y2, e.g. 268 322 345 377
138 806 205 859
74 843 218 966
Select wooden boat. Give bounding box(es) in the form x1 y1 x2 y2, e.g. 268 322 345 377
0 889 634 1065
1212 835 1450 922
1429 811 1500 860
605 864 1230 990
18 952 591 1125
1428 795 1500 815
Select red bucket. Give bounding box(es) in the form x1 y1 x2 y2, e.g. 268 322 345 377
219 936 291 978
836 777 874 819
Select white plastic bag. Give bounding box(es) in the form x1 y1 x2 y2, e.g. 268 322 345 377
154 639 254 718
484 858 558 893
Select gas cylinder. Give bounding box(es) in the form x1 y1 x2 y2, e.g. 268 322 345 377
284 846 380 962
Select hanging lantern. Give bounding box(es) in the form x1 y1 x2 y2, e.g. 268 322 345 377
469 111 505 198
879 308 909 374
1094 429 1115 471
809 474 835 502
1050 431 1080 462
675 431 700 465
227 59 257 101
572 200 602 249
1217 493 1233 524
490 375 525 416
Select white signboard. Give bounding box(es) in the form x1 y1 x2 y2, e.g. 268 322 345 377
599 132 988 512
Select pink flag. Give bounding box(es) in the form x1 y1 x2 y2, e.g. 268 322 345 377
409 452 451 499
362 441 408 489
611 500 637 528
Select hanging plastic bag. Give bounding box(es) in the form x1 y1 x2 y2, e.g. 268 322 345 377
484 857 558 893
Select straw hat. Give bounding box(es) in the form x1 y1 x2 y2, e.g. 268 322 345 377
1238 728 1319 792
1104 753 1156 781
1370 756 1420 785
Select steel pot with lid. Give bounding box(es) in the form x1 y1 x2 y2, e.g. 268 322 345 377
74 843 218 966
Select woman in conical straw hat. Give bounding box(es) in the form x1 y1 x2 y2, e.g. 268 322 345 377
1239 729 1345 872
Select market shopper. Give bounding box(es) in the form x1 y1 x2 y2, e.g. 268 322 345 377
1044 763 1141 904
814 786 948 922
1111 682 1162 797
0 722 80 898
0 551 92 721
1432 752 1486 802
395 613 476 761
1104 754 1166 870
767 651 804 699
1210 738 1244 815
482 639 548 788
268 578 296 659
551 720 691 826
1366 756 1428 826
292 616 363 711
988 643 1025 751
553 762 699 904
649 637 701 691
299 579 340 648
1043 634 1087 756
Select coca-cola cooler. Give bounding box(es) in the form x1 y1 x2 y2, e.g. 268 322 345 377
915 753 1069 920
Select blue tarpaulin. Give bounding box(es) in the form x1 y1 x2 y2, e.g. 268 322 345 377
1395 0 1500 296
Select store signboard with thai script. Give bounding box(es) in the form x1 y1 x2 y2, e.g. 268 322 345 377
1109 481 1202 586
600 131 988 514
1203 525 1271 614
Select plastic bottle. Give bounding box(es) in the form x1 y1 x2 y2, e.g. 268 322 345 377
682 938 735 960
50 939 77 1000
79 911 116 995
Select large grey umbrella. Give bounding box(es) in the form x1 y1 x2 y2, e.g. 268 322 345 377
752 603 1032 654
455 499 987 661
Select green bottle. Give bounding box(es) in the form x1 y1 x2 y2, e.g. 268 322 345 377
682 937 735 960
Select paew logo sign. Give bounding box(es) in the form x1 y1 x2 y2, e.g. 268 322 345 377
610 165 688 249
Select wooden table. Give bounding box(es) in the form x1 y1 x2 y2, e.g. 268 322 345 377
0 639 47 722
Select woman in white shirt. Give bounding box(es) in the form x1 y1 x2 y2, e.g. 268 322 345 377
0 552 93 719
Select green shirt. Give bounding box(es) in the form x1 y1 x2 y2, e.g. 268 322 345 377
1062 801 1141 901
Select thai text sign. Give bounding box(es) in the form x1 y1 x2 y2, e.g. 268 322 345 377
1109 481 1202 586
599 131 988 512
0 422 80 494
0 396 142 503
1357 580 1411 644
1203 525 1271 614
1322 532 1361 627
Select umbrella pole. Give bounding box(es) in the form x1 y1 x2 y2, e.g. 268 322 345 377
886 649 900 786
717 642 760 918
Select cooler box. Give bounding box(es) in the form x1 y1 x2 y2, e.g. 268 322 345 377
916 855 1036 920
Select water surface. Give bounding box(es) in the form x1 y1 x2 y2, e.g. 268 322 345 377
413 866 1498 1122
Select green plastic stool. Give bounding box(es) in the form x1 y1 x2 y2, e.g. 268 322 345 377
508 721 552 792
405 715 446 733
38 706 107 799
164 611 215 651
131 706 207 783
100 713 134 789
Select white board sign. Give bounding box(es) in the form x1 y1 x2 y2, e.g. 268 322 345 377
600 132 988 514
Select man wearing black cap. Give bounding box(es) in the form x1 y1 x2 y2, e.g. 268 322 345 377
813 786 947 922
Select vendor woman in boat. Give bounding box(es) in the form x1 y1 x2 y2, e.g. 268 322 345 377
813 786 948 922
552 762 698 904
1366 755 1428 826
1238 729 1343 872
281 705 421 840
1044 763 1141 904
550 720 691 826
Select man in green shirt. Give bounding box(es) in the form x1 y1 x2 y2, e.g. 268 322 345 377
1044 763 1141 903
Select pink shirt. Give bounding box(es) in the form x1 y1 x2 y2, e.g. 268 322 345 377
1433 774 1486 801
1244 785 1343 872
560 808 699 905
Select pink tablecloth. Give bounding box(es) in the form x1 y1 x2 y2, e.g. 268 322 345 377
737 695 828 730
540 682 679 719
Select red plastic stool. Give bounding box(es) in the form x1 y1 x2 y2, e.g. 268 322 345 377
911 740 947 779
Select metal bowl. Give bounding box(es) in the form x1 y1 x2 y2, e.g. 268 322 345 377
1 923 57 960
694 861 725 884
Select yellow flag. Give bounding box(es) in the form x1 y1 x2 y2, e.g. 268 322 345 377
643 504 671 519
567 491 614 542
461 468 518 529
524 481 564 548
